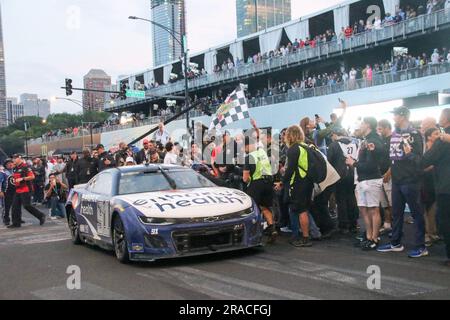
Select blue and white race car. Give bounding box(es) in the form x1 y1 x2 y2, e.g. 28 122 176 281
65 164 263 263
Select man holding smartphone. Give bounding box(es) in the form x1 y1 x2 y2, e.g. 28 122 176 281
44 173 68 219
378 107 426 258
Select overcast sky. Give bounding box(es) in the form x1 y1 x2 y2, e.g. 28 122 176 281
1 0 343 114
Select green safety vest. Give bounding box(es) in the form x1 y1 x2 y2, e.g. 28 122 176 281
249 148 272 181
290 144 309 186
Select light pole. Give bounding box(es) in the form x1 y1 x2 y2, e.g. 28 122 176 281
128 15 190 133
24 121 29 158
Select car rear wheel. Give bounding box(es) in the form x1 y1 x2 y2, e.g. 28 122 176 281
113 217 130 264
68 209 82 245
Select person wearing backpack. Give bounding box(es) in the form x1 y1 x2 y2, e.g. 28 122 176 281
346 117 386 251
327 128 359 234
282 125 314 247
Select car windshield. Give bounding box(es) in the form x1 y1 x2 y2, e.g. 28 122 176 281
118 169 216 195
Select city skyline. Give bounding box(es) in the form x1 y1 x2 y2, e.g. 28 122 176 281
1 0 343 116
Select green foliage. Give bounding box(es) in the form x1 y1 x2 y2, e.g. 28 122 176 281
0 111 109 156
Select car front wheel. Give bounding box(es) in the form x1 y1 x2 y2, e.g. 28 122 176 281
68 209 82 245
113 217 130 264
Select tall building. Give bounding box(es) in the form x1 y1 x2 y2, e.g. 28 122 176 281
20 93 51 119
151 0 186 67
83 69 111 112
6 97 24 125
236 0 292 38
0 4 7 127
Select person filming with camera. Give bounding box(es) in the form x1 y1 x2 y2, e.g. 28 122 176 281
44 173 68 220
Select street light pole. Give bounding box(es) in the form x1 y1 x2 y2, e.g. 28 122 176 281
24 122 29 158
128 16 190 134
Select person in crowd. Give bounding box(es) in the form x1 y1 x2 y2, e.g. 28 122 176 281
115 142 129 167
9 154 46 229
53 156 67 185
31 157 45 205
44 173 68 220
327 128 359 234
164 142 179 165
404 108 450 266
281 125 313 247
153 122 170 146
243 130 278 243
346 117 386 251
125 157 135 166
65 151 80 189
135 139 152 165
95 144 116 172
378 119 394 232
1 159 15 226
378 107 427 258
421 127 441 247
78 149 96 184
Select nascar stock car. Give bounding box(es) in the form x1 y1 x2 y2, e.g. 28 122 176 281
65 164 264 263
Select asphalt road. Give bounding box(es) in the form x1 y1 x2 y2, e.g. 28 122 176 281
1 208 449 300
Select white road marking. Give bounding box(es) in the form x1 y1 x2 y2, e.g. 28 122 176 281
230 254 446 297
138 266 318 300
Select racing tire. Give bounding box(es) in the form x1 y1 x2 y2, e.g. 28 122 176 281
113 216 130 264
68 209 82 245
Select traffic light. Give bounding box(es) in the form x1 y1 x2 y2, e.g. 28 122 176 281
65 78 73 96
120 83 127 100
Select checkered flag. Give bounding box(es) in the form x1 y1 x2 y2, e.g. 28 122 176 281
209 84 250 131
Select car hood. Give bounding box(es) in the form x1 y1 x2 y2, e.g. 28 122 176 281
114 187 253 218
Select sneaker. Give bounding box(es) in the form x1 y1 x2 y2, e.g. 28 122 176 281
280 227 292 233
40 215 47 225
7 224 20 229
377 243 405 253
321 229 335 240
408 248 429 258
362 240 379 251
355 233 366 242
3 219 10 226
290 237 312 248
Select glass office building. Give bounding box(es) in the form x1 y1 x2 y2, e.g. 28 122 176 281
236 0 292 38
151 0 186 67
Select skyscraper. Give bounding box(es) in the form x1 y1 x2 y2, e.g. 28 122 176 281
0 4 7 127
6 97 24 125
83 69 111 112
236 0 292 38
20 93 51 119
151 0 186 67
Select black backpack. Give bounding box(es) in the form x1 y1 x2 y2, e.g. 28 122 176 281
299 143 327 184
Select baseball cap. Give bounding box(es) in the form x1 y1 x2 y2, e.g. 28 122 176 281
12 154 21 159
94 144 105 150
3 159 13 166
126 157 134 163
330 127 347 136
392 106 410 118
143 139 149 144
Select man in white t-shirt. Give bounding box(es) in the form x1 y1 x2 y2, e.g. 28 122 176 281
163 142 178 165
431 49 440 64
153 122 170 146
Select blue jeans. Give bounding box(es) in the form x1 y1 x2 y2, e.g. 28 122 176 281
289 209 322 240
391 183 425 249
50 197 66 218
